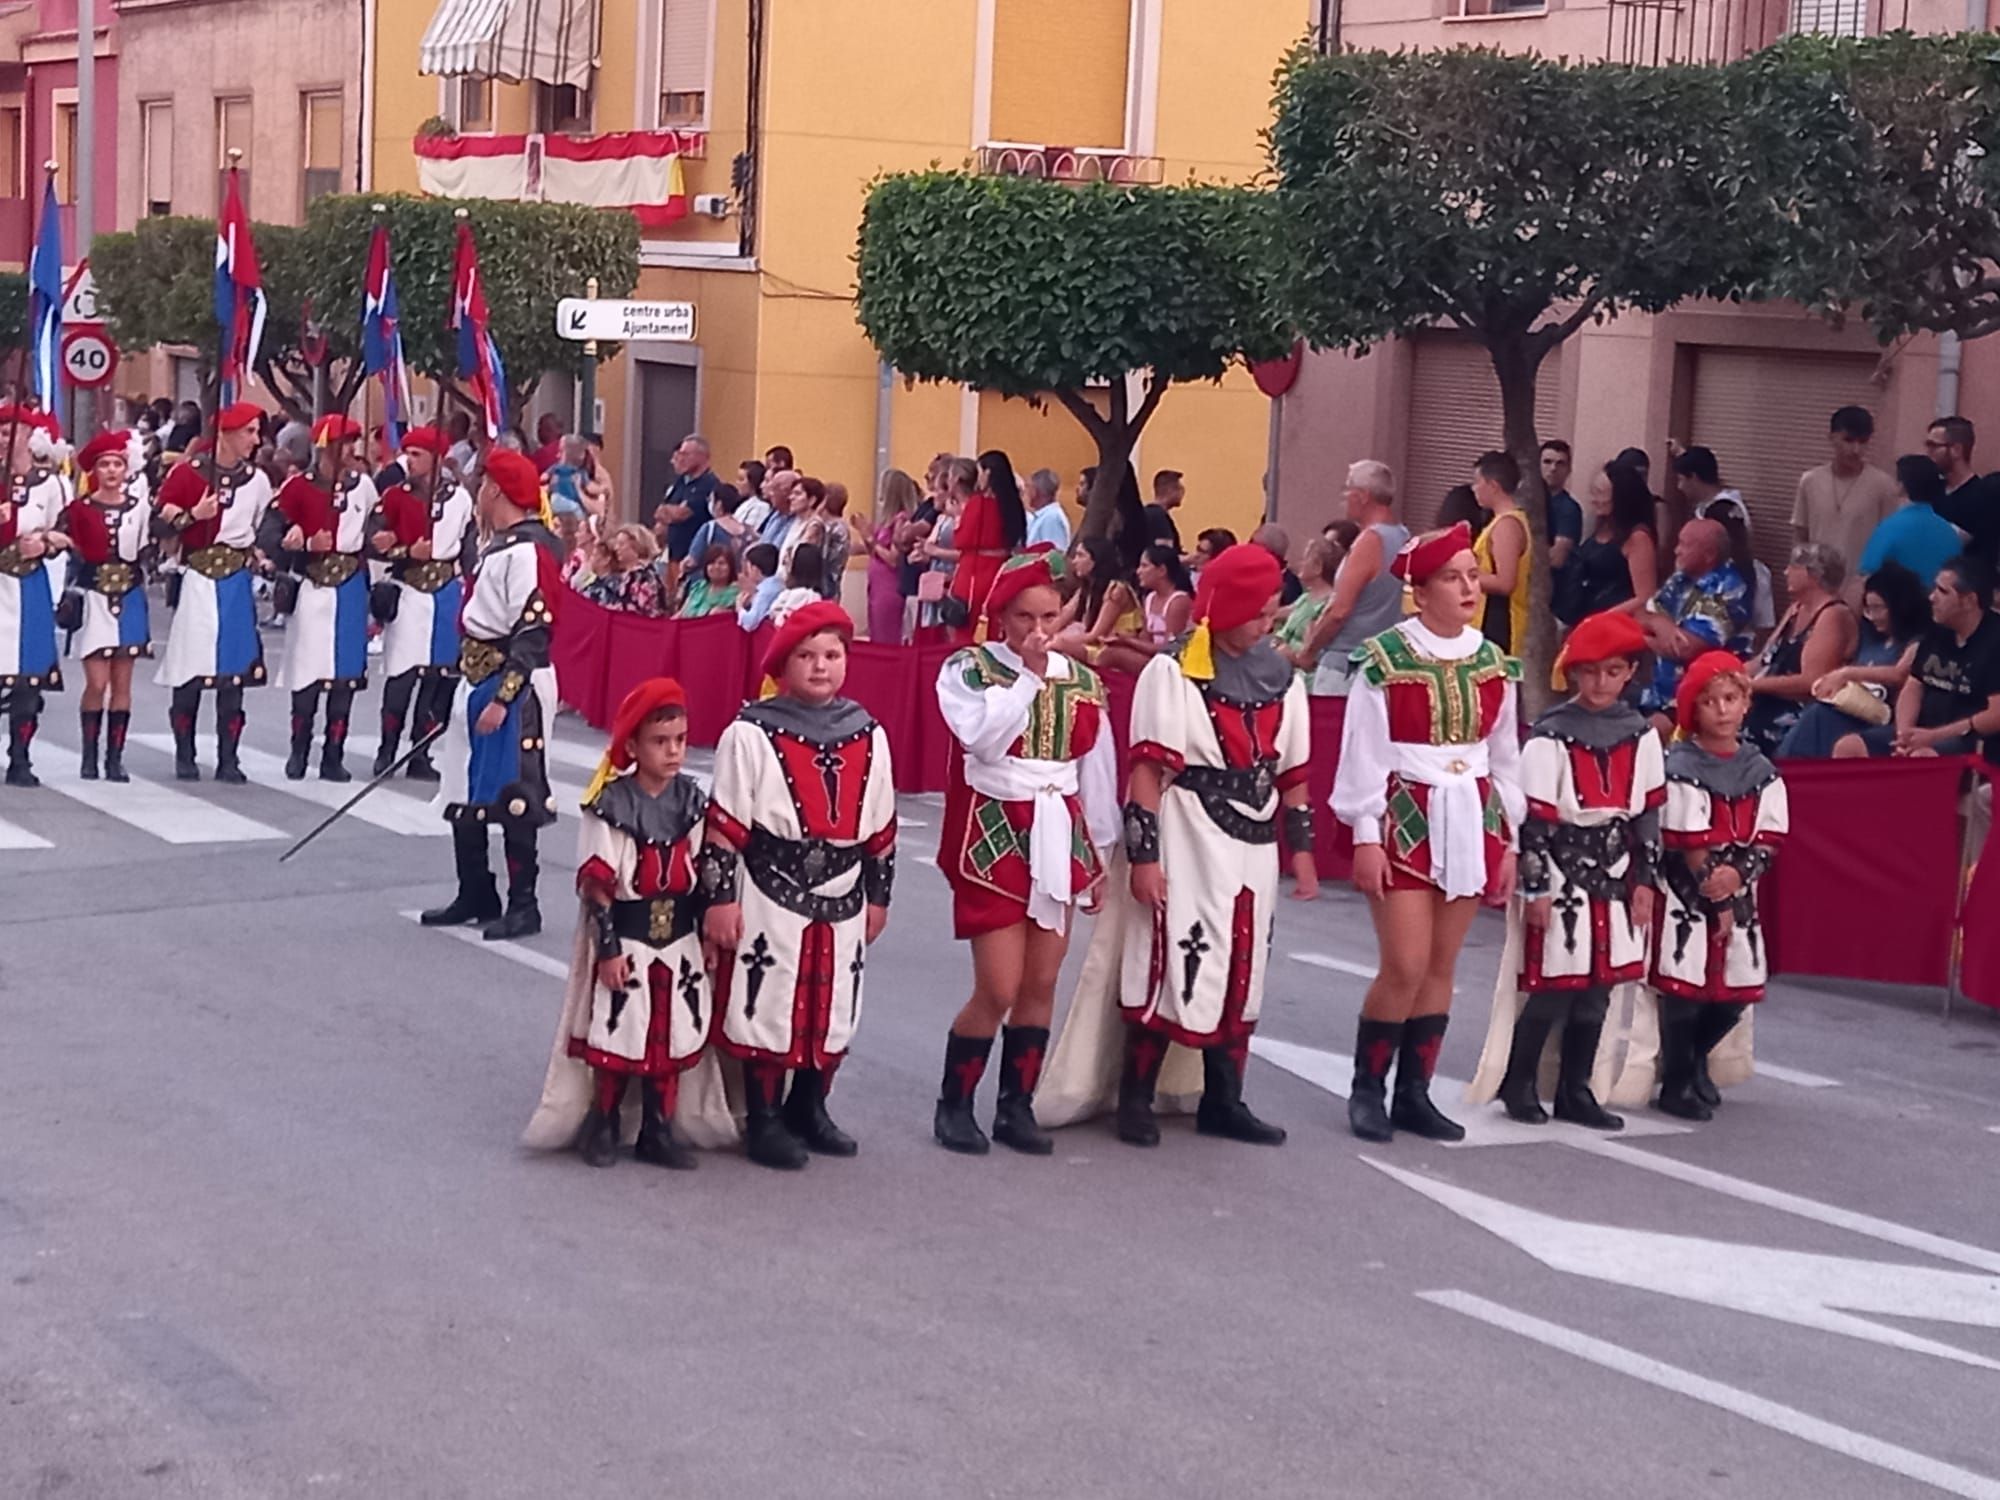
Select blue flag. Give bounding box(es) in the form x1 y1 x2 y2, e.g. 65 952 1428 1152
28 174 64 408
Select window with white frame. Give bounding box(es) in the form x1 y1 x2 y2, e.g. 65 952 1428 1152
455 76 492 131
142 100 173 216
301 91 344 210
658 0 712 128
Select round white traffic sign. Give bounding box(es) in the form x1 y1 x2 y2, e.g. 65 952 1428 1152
61 329 119 390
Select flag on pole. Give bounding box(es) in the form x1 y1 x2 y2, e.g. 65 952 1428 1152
27 172 64 409
450 217 508 440
361 221 414 451
213 168 267 407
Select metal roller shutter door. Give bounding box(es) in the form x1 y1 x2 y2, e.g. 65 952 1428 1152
1688 347 1885 583
1403 334 1561 534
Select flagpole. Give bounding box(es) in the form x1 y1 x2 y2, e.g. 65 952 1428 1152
73 0 96 438
5 162 53 497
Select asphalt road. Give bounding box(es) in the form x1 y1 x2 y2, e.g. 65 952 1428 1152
4 659 1999 1500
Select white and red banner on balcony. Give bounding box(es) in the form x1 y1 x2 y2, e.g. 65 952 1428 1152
414 131 695 227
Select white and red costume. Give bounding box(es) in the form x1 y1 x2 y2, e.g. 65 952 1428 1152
372 426 476 776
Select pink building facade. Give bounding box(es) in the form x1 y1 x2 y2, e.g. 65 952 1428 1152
0 0 119 270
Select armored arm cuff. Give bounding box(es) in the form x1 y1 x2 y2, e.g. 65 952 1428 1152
1731 843 1775 887
1627 807 1662 887
1282 803 1316 856
498 613 551 704
695 841 740 902
589 901 620 961
1660 849 1705 911
1517 818 1555 898
161 506 194 533
1123 801 1161 865
863 850 895 908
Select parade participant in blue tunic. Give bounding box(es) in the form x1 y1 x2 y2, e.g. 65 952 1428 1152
154 401 275 783
275 415 378 782
0 405 68 787
65 431 153 782
370 425 476 779
422 448 562 942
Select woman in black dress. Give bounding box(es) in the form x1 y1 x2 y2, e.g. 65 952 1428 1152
1565 459 1659 622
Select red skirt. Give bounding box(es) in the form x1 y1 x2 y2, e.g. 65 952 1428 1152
939 783 1101 939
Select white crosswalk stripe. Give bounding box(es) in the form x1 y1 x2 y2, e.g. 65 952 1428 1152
0 811 54 850
33 742 287 845
126 733 447 838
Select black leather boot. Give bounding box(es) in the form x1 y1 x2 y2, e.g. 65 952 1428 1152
1115 1026 1167 1147
284 690 315 781
377 671 414 776
785 1067 858 1157
170 686 201 781
1498 994 1562 1125
421 823 502 926
634 1077 697 1169
1390 1013 1465 1142
104 710 130 783
483 831 542 940
5 706 39 788
1349 1017 1402 1142
407 676 451 781
933 1030 993 1155
319 690 353 783
213 686 247 784
1553 988 1623 1130
744 1065 808 1170
1654 998 1712 1121
1196 1044 1286 1145
1690 1002 1745 1111
992 1026 1054 1155
577 1106 621 1169
79 709 102 781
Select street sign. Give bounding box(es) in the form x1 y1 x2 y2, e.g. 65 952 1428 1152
61 261 102 327
61 328 118 389
555 297 696 343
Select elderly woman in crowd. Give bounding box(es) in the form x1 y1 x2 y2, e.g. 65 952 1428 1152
1276 532 1348 684
1777 563 1930 758
1628 516 1752 724
1745 542 1859 754
678 544 742 619
586 523 672 616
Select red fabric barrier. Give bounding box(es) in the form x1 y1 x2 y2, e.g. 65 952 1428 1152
673 615 751 747
602 609 679 725
844 640 931 789
551 592 613 727
1765 756 1970 988
1307 697 1355 883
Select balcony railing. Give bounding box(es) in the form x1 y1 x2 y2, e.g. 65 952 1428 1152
1604 0 1907 64
976 144 1164 186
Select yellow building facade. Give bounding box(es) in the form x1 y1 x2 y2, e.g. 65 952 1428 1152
373 0 1303 541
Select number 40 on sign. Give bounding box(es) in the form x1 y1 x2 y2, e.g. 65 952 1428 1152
61 329 119 390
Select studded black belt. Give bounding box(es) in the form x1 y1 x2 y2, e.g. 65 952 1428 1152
744 826 865 923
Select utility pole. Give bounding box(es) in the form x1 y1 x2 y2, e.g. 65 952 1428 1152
73 0 96 436
577 274 598 435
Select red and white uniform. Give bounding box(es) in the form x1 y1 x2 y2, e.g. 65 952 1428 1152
707 698 898 1069
275 470 377 692
1121 642 1311 1047
935 642 1120 938
1332 618 1524 899
1652 742 1788 1003
377 478 475 679
63 478 153 661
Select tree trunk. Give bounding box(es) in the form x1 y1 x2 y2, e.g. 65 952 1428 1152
1054 375 1168 555
1487 335 1556 715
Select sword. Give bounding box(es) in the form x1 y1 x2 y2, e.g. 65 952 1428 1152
276 724 447 863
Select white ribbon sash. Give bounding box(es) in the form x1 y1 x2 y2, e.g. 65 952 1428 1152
1391 741 1490 900
962 754 1080 932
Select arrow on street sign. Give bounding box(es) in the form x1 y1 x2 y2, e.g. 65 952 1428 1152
61 261 103 327
555 297 696 343
1371 1159 2000 1371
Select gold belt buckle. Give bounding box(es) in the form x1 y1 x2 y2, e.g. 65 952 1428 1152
649 898 673 943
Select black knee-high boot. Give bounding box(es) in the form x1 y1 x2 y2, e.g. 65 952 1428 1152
79 708 103 781
376 669 417 776
214 685 246 784
934 1030 994 1155
484 826 542 940
420 821 501 925
743 1063 808 1170
169 683 202 780
104 709 130 783
286 686 321 780
1391 1013 1465 1142
320 686 354 783
1499 992 1566 1124
993 1025 1056 1154
1690 1002 1746 1111
408 675 453 780
1349 1016 1403 1142
1196 1038 1286 1145
1654 997 1710 1121
5 687 42 787
1115 1025 1169 1147
785 1063 857 1157
634 1074 696 1169
1553 986 1623 1130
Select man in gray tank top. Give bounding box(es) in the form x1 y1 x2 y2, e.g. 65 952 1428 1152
1301 459 1411 695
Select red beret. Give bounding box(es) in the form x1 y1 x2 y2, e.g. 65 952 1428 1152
401 425 445 456
1676 649 1750 735
1553 609 1648 689
312 414 363 446
607 678 687 771
482 449 541 511
77 430 131 472
983 547 1063 625
1193 543 1282 634
217 401 264 433
761 600 853 684
31 409 61 438
1392 521 1474 586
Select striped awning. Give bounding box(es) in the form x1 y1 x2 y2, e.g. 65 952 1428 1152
419 0 599 91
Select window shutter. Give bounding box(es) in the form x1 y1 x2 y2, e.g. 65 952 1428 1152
1402 334 1560 534
990 0 1130 150
660 0 711 121
143 102 174 210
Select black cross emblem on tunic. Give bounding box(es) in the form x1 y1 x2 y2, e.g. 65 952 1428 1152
1670 901 1698 965
1179 922 1211 1006
849 942 866 1022
677 956 703 1027
740 934 777 1019
1738 900 1762 969
606 960 635 1034
1554 889 1587 956
814 744 845 817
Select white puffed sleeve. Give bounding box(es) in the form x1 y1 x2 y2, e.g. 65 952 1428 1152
1485 681 1525 847
1332 669 1393 846
935 649 1041 762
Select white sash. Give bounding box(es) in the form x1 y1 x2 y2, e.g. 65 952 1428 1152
1392 741 1490 900
962 754 1080 932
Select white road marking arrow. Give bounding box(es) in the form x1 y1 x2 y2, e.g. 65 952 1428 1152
1372 1159 2000 1371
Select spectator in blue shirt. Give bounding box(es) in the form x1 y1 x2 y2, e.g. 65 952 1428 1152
1541 439 1582 618
1024 467 1072 551
544 434 587 520
736 542 783 631
1634 516 1752 719
1859 454 1966 589
653 434 719 566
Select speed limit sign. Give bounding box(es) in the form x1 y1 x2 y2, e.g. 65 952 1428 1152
61 328 119 390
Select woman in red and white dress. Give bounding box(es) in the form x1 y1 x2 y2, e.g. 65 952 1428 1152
1332 521 1523 1143
932 550 1120 1156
